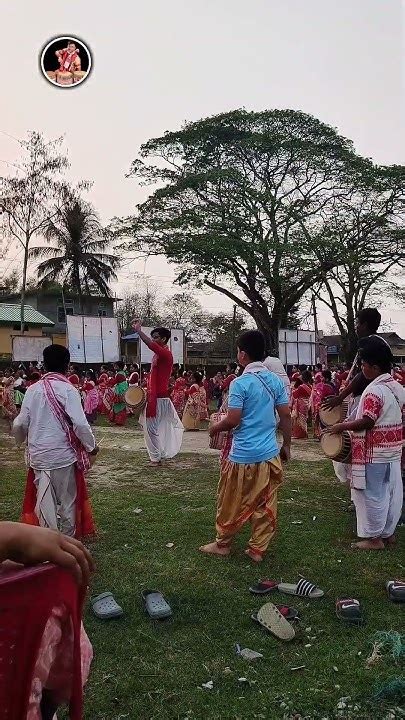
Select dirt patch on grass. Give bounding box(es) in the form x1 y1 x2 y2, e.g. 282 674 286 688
95 426 324 462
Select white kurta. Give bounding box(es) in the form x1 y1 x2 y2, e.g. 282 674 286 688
12 378 96 535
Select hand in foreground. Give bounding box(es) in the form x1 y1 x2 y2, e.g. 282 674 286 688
322 423 344 435
280 444 291 463
131 318 142 333
0 522 94 586
209 423 220 438
321 395 342 410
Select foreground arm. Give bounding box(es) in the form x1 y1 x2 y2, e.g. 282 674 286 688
322 372 365 408
324 415 375 435
0 522 94 586
209 408 242 435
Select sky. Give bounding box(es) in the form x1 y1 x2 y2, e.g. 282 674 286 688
1 0 404 334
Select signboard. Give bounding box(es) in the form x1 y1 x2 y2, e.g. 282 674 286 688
67 316 120 364
139 327 185 365
12 336 52 362
278 329 318 366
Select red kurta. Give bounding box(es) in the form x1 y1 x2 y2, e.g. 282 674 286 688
146 341 173 418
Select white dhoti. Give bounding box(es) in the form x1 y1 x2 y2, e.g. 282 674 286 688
33 464 77 536
351 461 402 539
140 398 184 462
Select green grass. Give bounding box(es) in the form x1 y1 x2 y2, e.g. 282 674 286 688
0 430 404 720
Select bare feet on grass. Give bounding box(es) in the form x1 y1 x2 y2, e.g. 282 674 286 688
351 538 385 550
384 534 397 546
245 548 263 563
199 542 230 557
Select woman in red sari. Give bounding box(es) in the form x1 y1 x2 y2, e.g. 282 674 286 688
291 370 313 439
311 369 336 439
171 375 188 418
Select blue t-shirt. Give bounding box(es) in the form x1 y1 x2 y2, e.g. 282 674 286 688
228 370 288 464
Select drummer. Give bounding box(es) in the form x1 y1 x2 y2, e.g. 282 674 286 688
55 42 81 73
322 339 405 550
322 308 388 482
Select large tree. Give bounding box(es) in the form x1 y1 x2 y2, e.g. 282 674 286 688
116 283 164 332
116 109 378 353
161 291 208 341
0 132 69 330
30 197 120 312
314 168 405 361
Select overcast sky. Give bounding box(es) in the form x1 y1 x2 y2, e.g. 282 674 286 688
1 0 404 334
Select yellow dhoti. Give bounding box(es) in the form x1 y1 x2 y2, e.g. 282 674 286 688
215 456 283 556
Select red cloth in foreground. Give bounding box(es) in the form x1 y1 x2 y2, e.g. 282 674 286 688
21 466 96 540
0 564 85 720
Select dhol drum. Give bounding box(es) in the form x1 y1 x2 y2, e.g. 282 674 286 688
125 386 147 415
56 71 73 86
321 430 352 463
319 399 349 428
46 71 57 82
73 71 87 84
209 412 227 450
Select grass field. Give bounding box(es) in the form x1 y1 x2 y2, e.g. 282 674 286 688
0 424 404 720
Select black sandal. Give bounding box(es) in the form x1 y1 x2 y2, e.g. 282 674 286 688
386 580 405 603
336 598 364 625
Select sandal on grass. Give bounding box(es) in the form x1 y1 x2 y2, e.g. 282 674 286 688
142 589 172 619
91 592 124 620
277 578 324 599
249 579 279 595
253 602 295 641
252 604 299 622
336 598 364 625
386 580 405 603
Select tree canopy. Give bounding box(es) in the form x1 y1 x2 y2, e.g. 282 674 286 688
0 132 69 330
115 108 400 352
30 196 120 311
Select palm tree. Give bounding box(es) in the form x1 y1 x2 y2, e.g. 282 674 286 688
30 198 120 312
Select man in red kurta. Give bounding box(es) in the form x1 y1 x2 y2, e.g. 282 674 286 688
132 322 184 465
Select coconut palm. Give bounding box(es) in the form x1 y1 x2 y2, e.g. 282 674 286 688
30 198 120 311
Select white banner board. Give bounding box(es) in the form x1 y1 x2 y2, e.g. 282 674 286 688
67 316 120 364
12 336 52 362
139 327 185 365
278 329 317 366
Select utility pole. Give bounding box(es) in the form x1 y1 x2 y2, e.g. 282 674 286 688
311 294 319 363
231 304 237 360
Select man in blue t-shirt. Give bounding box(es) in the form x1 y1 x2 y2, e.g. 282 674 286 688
200 330 291 562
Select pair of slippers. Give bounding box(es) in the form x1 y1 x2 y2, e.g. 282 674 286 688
250 577 324 599
335 581 405 624
91 589 172 621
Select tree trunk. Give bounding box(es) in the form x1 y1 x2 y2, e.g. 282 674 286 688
20 242 29 333
341 331 358 364
254 310 280 356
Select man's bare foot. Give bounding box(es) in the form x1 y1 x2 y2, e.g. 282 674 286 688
199 542 230 557
384 534 397 546
148 461 162 467
245 548 263 563
351 538 385 550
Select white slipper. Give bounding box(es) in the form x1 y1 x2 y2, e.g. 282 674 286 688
255 602 295 641
277 578 324 599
